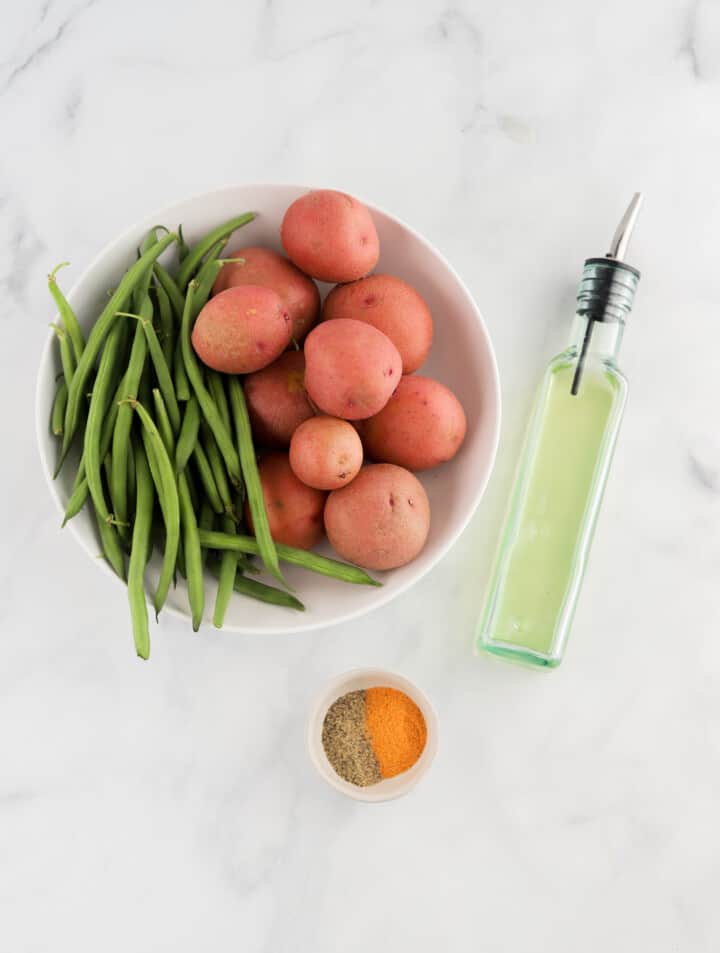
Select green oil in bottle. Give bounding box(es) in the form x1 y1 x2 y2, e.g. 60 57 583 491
476 195 642 668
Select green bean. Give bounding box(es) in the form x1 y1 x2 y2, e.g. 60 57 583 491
192 242 226 309
213 515 239 628
179 474 204 630
127 435 137 509
128 440 155 660
198 529 381 586
176 213 255 290
111 300 150 536
133 229 160 310
83 320 126 575
61 231 176 467
206 559 303 611
173 335 191 401
201 426 235 519
192 442 224 515
51 377 68 436
48 262 84 362
127 399 180 617
207 370 231 433
153 262 185 319
152 388 175 455
180 281 241 485
51 323 76 390
154 279 174 366
198 500 215 568
234 574 305 610
226 376 283 583
118 307 181 433
95 504 126 580
178 224 190 264
175 396 200 473
62 475 88 525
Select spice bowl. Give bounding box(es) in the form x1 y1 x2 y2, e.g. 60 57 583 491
306 668 438 802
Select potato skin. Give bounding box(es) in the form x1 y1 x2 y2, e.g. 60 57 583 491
243 351 314 448
213 247 320 343
245 452 326 550
191 285 292 374
324 464 430 570
280 190 379 283
362 376 467 471
303 319 402 420
289 416 363 490
323 274 432 373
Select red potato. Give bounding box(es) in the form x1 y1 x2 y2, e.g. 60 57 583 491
323 275 433 373
280 190 379 283
324 464 430 571
192 285 292 374
244 351 314 448
304 319 401 420
246 452 326 550
362 376 467 471
289 417 363 490
213 247 320 343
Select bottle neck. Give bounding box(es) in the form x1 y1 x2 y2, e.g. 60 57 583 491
568 315 624 363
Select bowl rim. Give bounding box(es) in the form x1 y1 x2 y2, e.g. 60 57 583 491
34 182 502 634
305 666 439 802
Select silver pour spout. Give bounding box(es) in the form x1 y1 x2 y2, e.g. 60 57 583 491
607 192 643 261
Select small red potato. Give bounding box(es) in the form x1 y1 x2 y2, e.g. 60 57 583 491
243 351 314 448
362 376 467 471
245 452 326 550
323 274 433 373
289 416 363 490
303 319 401 420
192 285 292 374
280 190 379 283
324 464 430 570
213 247 320 343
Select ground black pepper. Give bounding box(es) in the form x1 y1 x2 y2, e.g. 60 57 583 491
321 690 381 786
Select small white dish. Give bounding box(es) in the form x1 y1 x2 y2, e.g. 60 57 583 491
35 183 501 633
306 667 438 802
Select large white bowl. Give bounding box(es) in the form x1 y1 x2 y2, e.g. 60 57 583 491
35 184 500 634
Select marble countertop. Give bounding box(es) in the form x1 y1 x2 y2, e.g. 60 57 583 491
3 0 720 950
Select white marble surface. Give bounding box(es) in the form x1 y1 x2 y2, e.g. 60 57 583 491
3 0 720 949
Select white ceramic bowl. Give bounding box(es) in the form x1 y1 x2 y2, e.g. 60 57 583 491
35 184 500 634
306 668 438 801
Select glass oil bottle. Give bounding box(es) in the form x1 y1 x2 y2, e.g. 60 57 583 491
476 194 643 668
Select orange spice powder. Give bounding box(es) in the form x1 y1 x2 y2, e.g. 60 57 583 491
364 687 427 779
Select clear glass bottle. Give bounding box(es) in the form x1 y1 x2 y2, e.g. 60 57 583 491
476 196 642 668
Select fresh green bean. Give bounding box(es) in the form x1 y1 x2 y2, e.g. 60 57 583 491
191 242 226 310
118 307 181 433
133 229 160 310
192 442 224 515
51 377 68 436
111 299 150 536
62 474 88 525
48 262 84 362
180 281 241 485
234 574 305 610
127 435 137 509
179 474 204 630
198 500 215 568
178 224 190 264
127 399 180 617
173 335 191 401
197 529 381 586
128 440 155 659
153 262 185 319
201 426 235 519
175 396 200 473
207 370 231 433
83 320 126 575
154 279 174 366
226 376 283 583
52 323 76 390
152 388 175 455
95 504 126 580
213 515 238 628
176 213 255 290
61 232 176 467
